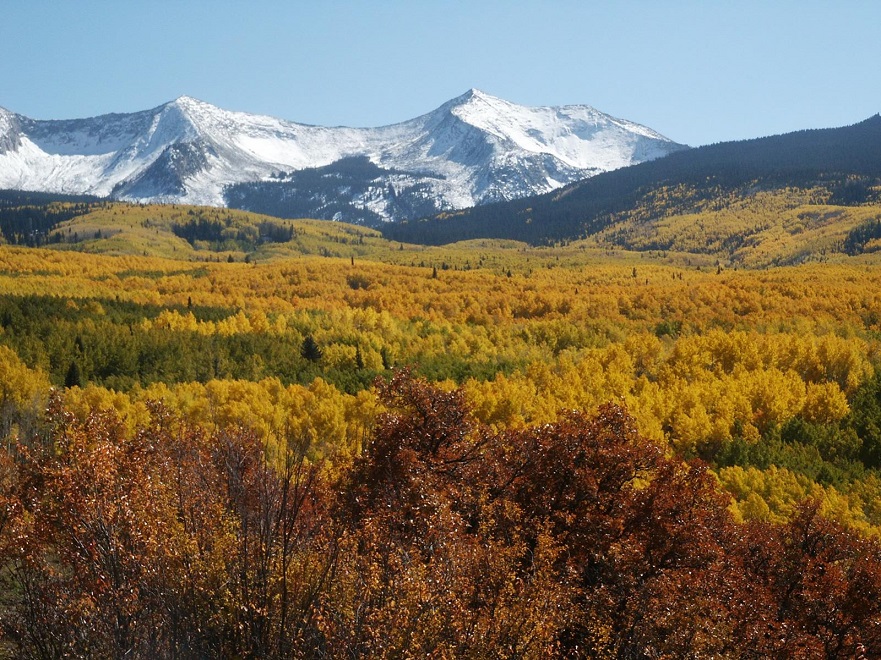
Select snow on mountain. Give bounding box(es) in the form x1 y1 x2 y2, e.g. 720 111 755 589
0 108 23 155
0 91 686 222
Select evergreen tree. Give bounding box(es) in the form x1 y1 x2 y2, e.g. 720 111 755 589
64 361 83 388
300 335 322 363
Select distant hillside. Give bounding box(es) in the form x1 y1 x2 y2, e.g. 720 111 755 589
0 190 104 246
382 115 881 247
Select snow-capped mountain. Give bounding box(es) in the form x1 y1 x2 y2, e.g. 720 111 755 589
0 90 686 224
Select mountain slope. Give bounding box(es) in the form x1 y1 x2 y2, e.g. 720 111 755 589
382 115 881 246
0 91 685 223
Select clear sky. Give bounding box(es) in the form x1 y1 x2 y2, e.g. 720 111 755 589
2 1 879 146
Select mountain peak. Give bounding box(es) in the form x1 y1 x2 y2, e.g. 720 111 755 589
160 96 228 140
170 95 206 107
166 96 220 116
464 88 494 101
446 88 503 107
0 93 684 218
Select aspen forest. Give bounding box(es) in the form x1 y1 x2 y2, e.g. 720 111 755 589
2 199 881 657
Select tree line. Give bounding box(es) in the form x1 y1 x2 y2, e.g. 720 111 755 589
0 191 105 247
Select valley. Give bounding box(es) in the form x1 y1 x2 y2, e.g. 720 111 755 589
2 111 881 656
0 197 880 523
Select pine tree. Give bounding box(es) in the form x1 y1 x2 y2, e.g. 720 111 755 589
64 361 82 388
300 335 322 363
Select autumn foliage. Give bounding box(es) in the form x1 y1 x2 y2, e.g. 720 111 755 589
1 373 880 658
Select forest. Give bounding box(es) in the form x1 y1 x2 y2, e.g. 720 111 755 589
1 198 881 655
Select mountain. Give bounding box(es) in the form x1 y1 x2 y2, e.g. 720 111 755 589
382 115 881 246
0 91 685 224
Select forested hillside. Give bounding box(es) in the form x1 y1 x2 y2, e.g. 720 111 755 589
384 114 881 249
1 200 881 655
0 190 104 247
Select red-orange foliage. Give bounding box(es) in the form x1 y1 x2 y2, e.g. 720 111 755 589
326 373 881 658
1 397 329 658
2 374 881 658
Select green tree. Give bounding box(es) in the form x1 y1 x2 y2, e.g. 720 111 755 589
64 360 82 388
300 335 322 363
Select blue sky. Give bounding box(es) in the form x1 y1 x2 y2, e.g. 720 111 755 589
2 1 879 146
